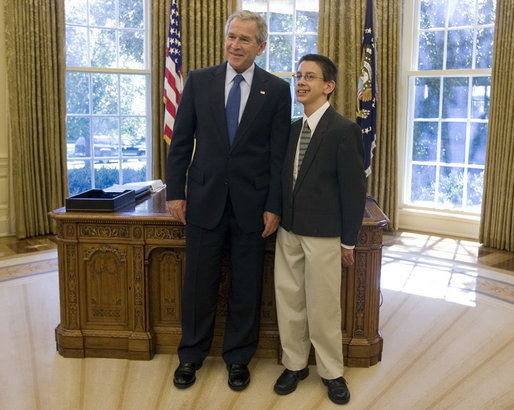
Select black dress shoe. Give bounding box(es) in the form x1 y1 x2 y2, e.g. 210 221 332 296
322 377 350 405
274 367 309 395
173 362 201 389
227 363 250 391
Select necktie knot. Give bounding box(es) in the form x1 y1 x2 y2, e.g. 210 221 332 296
233 74 243 85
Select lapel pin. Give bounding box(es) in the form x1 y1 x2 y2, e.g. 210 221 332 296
260 91 266 94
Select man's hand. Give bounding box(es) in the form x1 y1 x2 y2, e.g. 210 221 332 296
262 211 280 238
167 200 186 224
341 247 354 267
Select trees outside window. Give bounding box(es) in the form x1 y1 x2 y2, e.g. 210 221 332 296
65 0 150 195
402 0 495 213
242 0 319 118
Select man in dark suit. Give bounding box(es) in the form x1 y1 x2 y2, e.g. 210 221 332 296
272 54 366 405
166 10 291 391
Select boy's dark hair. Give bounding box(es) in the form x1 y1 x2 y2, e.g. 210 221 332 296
297 54 338 99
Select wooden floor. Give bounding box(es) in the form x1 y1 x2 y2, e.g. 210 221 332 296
0 231 513 409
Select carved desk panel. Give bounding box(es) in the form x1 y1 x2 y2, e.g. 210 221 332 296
50 191 388 366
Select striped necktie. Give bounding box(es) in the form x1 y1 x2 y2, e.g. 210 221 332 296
297 121 311 171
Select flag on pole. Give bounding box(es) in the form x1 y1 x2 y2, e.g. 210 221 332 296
356 0 378 177
163 0 183 145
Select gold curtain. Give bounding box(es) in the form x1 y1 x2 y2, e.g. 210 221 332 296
318 0 400 228
4 0 67 238
151 0 236 181
479 0 514 252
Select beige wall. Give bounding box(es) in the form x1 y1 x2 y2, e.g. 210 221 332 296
0 0 11 236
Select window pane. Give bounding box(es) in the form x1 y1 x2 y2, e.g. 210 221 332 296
120 75 146 115
295 35 317 66
438 166 464 207
411 164 436 202
269 35 293 71
119 0 144 29
467 169 484 207
90 0 116 27
471 76 490 119
418 31 444 70
67 117 91 158
121 117 146 155
477 0 496 24
441 122 466 163
476 27 494 69
66 27 89 66
119 30 145 69
296 10 318 33
92 74 119 114
412 121 438 161
122 160 146 183
442 77 468 118
446 29 473 69
65 0 87 24
414 77 440 118
448 0 475 27
419 0 446 29
91 118 119 158
469 123 487 165
90 28 117 68
68 161 92 195
95 162 120 188
66 72 90 114
269 0 293 32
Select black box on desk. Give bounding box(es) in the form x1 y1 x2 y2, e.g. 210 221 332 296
65 189 135 212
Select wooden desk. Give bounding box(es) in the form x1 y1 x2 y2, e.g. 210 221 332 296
50 190 387 367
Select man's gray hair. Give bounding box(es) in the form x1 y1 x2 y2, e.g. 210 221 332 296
225 10 268 45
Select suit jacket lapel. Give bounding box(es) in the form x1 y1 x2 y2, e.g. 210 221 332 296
230 65 269 151
294 107 334 191
285 119 302 195
209 62 230 151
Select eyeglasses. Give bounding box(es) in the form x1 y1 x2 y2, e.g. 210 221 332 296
294 73 325 82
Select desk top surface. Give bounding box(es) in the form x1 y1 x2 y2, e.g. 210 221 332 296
50 190 389 227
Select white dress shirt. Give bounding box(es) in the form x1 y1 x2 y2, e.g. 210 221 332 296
225 63 254 124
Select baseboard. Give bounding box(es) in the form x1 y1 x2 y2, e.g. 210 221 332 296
399 207 480 240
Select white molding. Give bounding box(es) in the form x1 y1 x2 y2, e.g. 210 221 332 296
399 207 480 240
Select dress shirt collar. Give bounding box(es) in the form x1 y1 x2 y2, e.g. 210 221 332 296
302 101 330 135
226 62 255 86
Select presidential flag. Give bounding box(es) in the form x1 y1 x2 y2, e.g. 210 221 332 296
357 0 377 177
163 0 183 145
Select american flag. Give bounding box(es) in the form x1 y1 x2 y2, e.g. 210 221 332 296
356 0 377 177
163 0 183 144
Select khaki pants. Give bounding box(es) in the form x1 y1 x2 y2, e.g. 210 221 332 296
274 227 344 379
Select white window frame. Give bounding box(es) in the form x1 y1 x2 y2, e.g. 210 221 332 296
398 0 493 239
65 0 152 193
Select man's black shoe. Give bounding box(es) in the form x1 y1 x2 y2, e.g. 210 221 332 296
173 362 201 389
227 363 250 391
322 377 350 405
273 367 309 395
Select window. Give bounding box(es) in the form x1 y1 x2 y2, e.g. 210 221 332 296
65 0 151 195
402 0 495 214
242 0 319 118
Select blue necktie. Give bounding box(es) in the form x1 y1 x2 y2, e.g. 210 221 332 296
226 74 243 145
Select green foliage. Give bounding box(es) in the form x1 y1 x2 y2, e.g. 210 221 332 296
68 166 92 196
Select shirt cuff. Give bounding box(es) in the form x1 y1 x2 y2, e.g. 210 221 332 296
341 243 355 250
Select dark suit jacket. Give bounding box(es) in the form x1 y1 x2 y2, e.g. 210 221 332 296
280 106 366 246
166 62 291 233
